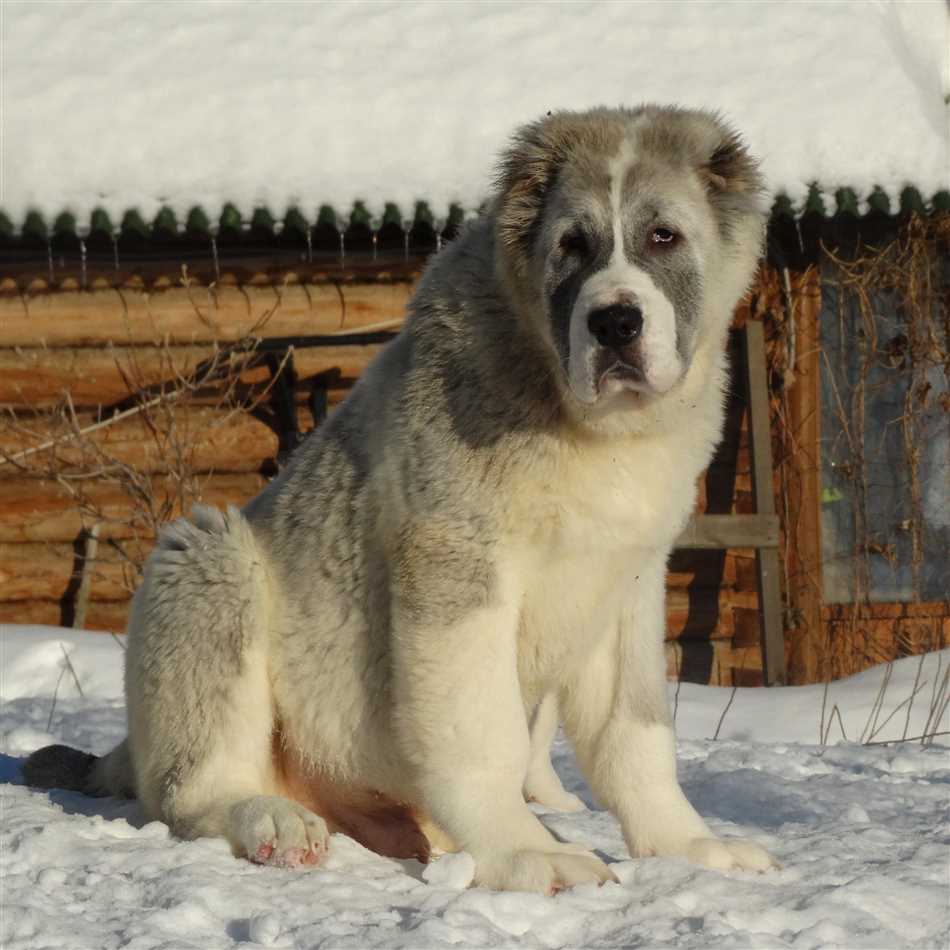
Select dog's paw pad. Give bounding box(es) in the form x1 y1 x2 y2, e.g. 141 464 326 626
232 796 330 870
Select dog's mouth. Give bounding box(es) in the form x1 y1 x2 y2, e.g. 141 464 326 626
596 359 650 396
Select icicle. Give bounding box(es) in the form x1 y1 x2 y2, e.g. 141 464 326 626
210 230 220 282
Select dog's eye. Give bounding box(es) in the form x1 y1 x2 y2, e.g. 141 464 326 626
559 229 589 256
650 227 678 247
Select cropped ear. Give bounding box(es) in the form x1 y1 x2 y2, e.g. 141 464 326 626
699 129 763 197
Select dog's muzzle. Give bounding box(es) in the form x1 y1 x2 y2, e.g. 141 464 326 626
587 304 643 350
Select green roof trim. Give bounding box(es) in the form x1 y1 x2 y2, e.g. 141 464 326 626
22 210 48 242
932 191 950 212
866 187 891 216
5 189 946 246
185 206 211 236
899 187 927 215
90 208 114 237
834 188 860 217
53 211 77 238
120 209 149 239
803 184 826 218
382 202 403 229
153 207 178 238
770 195 795 219
282 207 310 241
316 204 339 230
219 202 243 235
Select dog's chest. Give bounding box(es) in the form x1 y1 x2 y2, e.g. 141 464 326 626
510 434 697 556
507 433 700 684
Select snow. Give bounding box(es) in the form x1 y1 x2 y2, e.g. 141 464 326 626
2 0 948 231
2 623 949 949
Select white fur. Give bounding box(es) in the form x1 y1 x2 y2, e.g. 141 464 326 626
567 141 683 404
68 108 774 896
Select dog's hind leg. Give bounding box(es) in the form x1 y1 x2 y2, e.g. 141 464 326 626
126 506 329 868
523 693 585 812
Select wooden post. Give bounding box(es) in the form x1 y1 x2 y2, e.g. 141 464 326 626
743 321 786 685
784 268 824 684
72 523 101 630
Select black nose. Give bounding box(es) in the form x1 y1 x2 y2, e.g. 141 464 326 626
587 304 644 349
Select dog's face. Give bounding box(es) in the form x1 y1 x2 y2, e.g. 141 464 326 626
495 107 766 412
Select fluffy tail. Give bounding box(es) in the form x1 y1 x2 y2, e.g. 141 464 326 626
22 738 135 798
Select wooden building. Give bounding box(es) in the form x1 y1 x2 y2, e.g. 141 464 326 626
1 191 947 685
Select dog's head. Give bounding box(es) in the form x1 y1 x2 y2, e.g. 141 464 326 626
493 107 765 415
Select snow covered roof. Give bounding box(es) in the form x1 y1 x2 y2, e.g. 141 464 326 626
2 0 948 236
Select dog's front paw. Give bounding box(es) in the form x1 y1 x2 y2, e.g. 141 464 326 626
230 796 330 869
685 837 777 871
473 849 618 895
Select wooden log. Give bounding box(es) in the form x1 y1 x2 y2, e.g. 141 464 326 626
0 284 412 348
0 343 382 407
0 589 746 639
0 472 267 541
665 640 763 686
821 601 950 620
0 540 150 601
1 406 285 475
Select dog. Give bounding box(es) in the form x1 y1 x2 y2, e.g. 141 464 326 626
25 105 776 894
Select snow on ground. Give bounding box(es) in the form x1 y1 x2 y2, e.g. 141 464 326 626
2 0 948 228
2 624 949 949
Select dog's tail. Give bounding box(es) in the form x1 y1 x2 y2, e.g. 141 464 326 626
22 737 135 799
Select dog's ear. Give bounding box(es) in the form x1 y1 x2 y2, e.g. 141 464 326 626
494 117 574 265
699 129 761 196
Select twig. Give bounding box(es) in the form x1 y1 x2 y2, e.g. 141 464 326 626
902 654 926 741
863 730 950 747
859 662 893 745
45 664 67 733
59 643 85 697
867 678 929 743
712 684 739 741
1 391 184 466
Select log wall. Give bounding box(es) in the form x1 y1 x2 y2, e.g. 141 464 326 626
0 269 765 685
7 263 940 685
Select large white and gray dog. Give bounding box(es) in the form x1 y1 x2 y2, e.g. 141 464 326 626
26 106 776 894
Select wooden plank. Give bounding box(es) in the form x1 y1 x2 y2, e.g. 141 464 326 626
0 472 266 541
1 406 288 475
0 540 149 601
71 524 101 629
782 268 824 684
0 343 381 406
0 283 412 347
674 514 778 549
743 320 786 685
665 640 764 686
